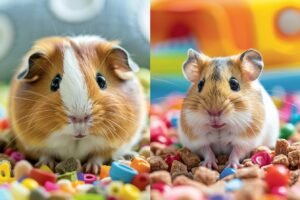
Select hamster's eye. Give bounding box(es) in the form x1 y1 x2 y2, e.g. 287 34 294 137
51 74 61 92
96 73 107 89
229 77 240 91
198 79 205 93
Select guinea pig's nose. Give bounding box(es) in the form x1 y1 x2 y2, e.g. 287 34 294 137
208 110 222 117
69 115 91 123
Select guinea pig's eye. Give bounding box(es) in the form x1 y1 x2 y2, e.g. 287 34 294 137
96 73 107 89
229 77 240 92
51 74 62 92
198 79 205 93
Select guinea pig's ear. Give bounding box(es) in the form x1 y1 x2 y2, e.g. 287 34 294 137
182 48 208 83
17 52 45 81
107 46 139 80
239 49 263 81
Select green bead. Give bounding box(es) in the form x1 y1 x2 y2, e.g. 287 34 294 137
74 193 105 200
280 123 296 139
57 171 77 181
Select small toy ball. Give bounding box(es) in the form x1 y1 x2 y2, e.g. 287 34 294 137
130 157 150 173
220 167 236 179
251 151 272 167
163 186 203 200
280 123 295 139
14 160 33 180
225 178 243 192
110 162 138 183
119 184 141 200
265 165 289 189
270 186 287 196
131 173 150 191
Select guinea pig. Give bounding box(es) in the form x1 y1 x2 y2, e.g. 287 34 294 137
8 36 147 174
178 49 279 169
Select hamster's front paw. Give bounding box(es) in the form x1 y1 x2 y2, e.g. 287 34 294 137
83 156 103 174
225 156 240 169
201 157 218 169
35 155 57 170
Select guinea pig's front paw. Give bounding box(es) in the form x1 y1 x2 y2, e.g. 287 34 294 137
83 157 103 174
201 157 218 169
35 155 57 170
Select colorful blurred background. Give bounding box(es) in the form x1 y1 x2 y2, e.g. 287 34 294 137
151 0 300 101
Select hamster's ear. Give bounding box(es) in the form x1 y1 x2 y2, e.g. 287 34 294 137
182 48 208 83
107 46 139 80
239 49 263 81
17 52 45 81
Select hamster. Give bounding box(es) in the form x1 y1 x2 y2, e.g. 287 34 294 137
9 36 146 174
178 48 279 169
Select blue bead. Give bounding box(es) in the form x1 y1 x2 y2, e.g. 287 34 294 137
77 172 84 181
225 178 243 192
109 162 138 183
0 188 12 200
209 194 232 200
170 115 179 128
220 167 236 179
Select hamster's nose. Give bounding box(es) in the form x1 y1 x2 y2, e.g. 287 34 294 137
69 115 91 123
208 110 222 117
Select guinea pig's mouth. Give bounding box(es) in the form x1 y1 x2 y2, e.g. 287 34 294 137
210 123 226 129
73 134 87 139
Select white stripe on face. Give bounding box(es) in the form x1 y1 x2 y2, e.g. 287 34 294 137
60 45 91 117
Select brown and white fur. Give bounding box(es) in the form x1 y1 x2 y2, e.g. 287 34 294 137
9 36 146 174
178 49 279 169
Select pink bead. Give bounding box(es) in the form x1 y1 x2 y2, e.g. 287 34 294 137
84 173 97 184
151 182 170 193
251 151 272 167
270 186 287 196
44 181 59 192
164 186 203 200
10 152 24 162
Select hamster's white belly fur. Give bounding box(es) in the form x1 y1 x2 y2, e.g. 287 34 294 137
178 81 279 157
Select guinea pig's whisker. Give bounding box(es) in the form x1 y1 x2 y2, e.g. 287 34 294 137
11 96 59 108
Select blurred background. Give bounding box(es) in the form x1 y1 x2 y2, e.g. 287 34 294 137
151 0 300 102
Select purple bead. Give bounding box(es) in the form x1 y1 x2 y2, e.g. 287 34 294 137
10 152 24 162
77 172 84 181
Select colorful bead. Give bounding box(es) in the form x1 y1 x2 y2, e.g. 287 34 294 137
10 151 24 162
77 172 84 181
74 193 105 200
39 165 53 173
14 160 32 180
225 178 243 192
130 157 150 173
270 186 287 196
119 184 141 200
280 123 296 139
99 165 111 179
110 162 138 183
220 167 236 179
10 181 30 200
44 181 59 192
163 186 203 200
29 168 57 185
251 151 272 167
84 173 97 184
21 178 39 190
151 182 169 193
106 181 123 197
72 180 85 188
131 173 150 191
265 165 289 189
0 160 13 183
0 188 12 200
57 171 78 182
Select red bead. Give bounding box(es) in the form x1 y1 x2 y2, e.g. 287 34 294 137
4 148 15 156
1 118 9 130
151 182 169 193
29 168 56 185
251 151 272 167
131 173 150 191
270 186 287 196
164 154 181 169
265 165 289 189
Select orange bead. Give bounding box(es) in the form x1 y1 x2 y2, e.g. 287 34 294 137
72 180 84 188
60 184 76 194
99 165 111 179
130 157 150 174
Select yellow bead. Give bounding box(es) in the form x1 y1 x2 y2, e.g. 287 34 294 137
107 181 123 197
119 184 141 200
11 181 30 200
22 178 39 190
0 160 12 183
39 164 53 173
